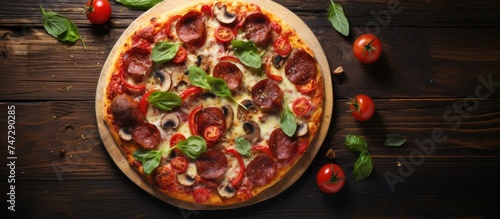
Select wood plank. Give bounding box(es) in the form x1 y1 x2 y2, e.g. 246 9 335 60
1 99 499 217
2 26 500 100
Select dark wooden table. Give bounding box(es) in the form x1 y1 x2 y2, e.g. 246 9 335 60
1 0 500 218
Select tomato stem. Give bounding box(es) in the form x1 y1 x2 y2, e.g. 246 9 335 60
361 38 377 60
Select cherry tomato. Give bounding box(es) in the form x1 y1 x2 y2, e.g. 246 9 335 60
84 0 111 25
201 4 213 17
170 156 188 174
316 163 345 194
273 37 292 57
295 78 316 95
169 133 186 147
139 90 156 116
349 94 375 121
353 33 382 64
203 125 221 142
193 187 211 203
172 46 187 63
292 97 311 117
214 26 235 43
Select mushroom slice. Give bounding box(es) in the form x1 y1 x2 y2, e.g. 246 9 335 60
154 70 172 91
118 127 132 141
243 121 261 145
272 54 287 68
213 3 237 25
237 99 257 120
296 122 309 137
176 162 197 187
160 113 180 130
196 54 211 72
171 68 190 88
217 180 236 198
222 105 234 129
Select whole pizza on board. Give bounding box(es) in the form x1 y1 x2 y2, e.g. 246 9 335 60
101 0 325 207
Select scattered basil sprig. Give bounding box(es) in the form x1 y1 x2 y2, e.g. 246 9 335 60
281 98 297 137
133 136 207 174
40 5 86 49
147 91 182 111
231 40 262 68
235 137 252 157
152 42 180 64
187 66 245 108
385 134 407 147
116 0 163 10
327 0 350 37
344 134 373 181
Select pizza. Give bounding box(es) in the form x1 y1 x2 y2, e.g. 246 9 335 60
101 0 324 207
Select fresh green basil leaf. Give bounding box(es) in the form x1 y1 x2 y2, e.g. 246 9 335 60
280 100 297 137
142 155 161 175
231 40 257 51
188 66 211 89
40 5 85 49
116 0 163 10
176 136 207 160
327 0 350 37
147 91 182 111
353 151 373 181
152 42 180 63
133 149 158 162
345 134 368 153
231 40 261 68
206 77 231 97
235 137 252 157
385 134 407 147
133 145 169 175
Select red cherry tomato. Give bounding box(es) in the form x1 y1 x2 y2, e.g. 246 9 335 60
273 37 292 57
295 78 316 95
169 133 186 147
139 90 156 116
349 94 375 121
193 187 211 203
203 125 221 142
172 46 187 64
214 26 235 43
292 97 311 117
316 163 345 194
353 34 382 64
201 4 213 17
84 0 111 25
170 156 188 174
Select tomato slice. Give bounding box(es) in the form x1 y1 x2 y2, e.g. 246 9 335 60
179 86 203 101
119 68 145 91
139 90 156 116
273 37 292 57
201 4 213 17
225 149 245 187
296 78 316 95
270 22 282 34
170 156 188 174
214 26 235 43
169 133 186 147
203 125 221 142
193 187 211 203
189 105 203 135
264 56 283 81
292 97 311 117
172 46 187 63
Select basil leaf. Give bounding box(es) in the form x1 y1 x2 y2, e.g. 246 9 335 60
206 77 231 98
152 42 180 64
188 66 211 89
231 40 261 68
353 151 373 181
345 134 368 153
176 136 207 160
147 91 182 111
116 0 163 10
235 137 251 157
385 134 407 147
40 5 85 49
327 0 350 37
280 100 297 137
133 145 169 175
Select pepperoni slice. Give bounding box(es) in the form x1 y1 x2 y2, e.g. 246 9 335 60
110 94 141 126
246 155 277 186
268 128 295 161
285 49 317 85
122 47 152 82
251 78 283 111
131 122 161 149
196 149 228 179
176 11 207 47
243 13 271 47
153 165 175 191
196 107 226 142
213 61 243 91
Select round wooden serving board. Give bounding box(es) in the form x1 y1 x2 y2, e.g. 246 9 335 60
95 0 333 210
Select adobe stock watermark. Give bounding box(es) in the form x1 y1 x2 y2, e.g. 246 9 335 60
353 0 404 36
384 73 500 192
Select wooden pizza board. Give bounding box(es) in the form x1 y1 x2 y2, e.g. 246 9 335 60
95 0 333 210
